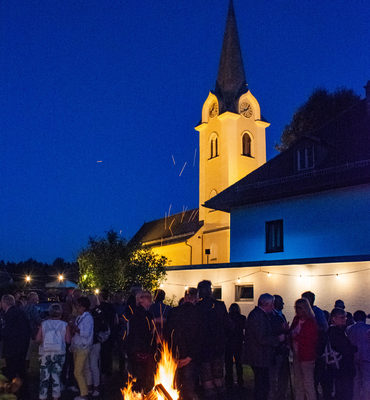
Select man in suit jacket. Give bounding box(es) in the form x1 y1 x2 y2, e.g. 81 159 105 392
269 295 290 400
1 294 31 400
196 280 229 400
346 310 370 400
165 288 204 400
245 293 285 400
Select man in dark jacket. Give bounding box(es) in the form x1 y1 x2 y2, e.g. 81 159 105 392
1 294 31 400
196 280 229 400
99 289 118 384
245 293 285 400
269 295 290 400
165 288 203 400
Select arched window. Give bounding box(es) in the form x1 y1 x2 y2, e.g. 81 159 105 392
210 133 219 159
242 133 252 156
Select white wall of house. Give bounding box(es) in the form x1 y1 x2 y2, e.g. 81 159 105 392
230 184 370 262
164 260 370 323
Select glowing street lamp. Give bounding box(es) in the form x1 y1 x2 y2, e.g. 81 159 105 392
26 275 31 282
95 289 99 294
59 275 64 281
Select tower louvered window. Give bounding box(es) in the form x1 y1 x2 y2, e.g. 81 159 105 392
242 133 251 156
210 137 218 159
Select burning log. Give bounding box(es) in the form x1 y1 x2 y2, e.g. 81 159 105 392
142 384 173 400
155 383 174 400
143 389 158 400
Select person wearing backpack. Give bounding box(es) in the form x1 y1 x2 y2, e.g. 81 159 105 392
328 308 358 400
36 303 72 400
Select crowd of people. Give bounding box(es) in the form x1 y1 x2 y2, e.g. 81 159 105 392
1 288 117 400
0 283 369 400
244 291 368 400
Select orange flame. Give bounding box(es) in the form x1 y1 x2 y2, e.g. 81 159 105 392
154 342 179 400
121 375 143 400
121 342 179 400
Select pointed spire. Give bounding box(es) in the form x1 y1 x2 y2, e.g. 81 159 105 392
215 0 248 113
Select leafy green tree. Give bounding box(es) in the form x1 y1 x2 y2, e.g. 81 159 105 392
275 88 360 152
123 246 167 293
78 230 167 293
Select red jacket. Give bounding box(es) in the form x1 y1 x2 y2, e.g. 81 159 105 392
291 316 318 362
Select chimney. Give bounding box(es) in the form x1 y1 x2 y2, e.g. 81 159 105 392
364 80 370 115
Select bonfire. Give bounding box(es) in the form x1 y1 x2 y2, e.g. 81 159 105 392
122 342 179 400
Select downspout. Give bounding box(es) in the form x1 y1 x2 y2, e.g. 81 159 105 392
185 241 192 265
198 235 204 264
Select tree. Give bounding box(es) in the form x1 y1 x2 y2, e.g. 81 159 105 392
275 88 361 152
77 230 167 293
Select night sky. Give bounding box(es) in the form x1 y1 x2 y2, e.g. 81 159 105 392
1 0 369 263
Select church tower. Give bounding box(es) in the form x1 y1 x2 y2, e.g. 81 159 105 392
132 0 269 267
196 0 269 263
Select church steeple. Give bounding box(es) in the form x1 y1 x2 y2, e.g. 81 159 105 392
215 0 248 114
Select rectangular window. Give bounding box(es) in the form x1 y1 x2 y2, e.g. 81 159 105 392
235 285 254 302
298 147 314 171
266 219 284 253
212 287 222 300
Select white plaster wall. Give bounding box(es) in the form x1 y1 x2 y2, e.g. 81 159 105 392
164 261 370 323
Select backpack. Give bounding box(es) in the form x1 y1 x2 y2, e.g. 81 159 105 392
321 338 342 369
98 325 111 343
92 307 110 343
43 320 64 352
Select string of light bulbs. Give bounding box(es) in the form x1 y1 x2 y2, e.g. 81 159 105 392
163 265 370 288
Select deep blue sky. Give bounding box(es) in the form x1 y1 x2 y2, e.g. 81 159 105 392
1 0 369 263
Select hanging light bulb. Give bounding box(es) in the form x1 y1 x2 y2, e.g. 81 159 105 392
336 274 340 279
237 278 241 283
267 272 271 277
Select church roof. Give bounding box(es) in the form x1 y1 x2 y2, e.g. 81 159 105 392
130 208 203 247
214 0 248 114
205 98 370 212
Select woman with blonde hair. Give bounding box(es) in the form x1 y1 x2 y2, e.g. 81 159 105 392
290 297 318 400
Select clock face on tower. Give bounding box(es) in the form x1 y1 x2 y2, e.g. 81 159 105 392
240 102 253 118
209 102 218 118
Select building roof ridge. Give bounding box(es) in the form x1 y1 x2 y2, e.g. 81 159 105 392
236 158 370 193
